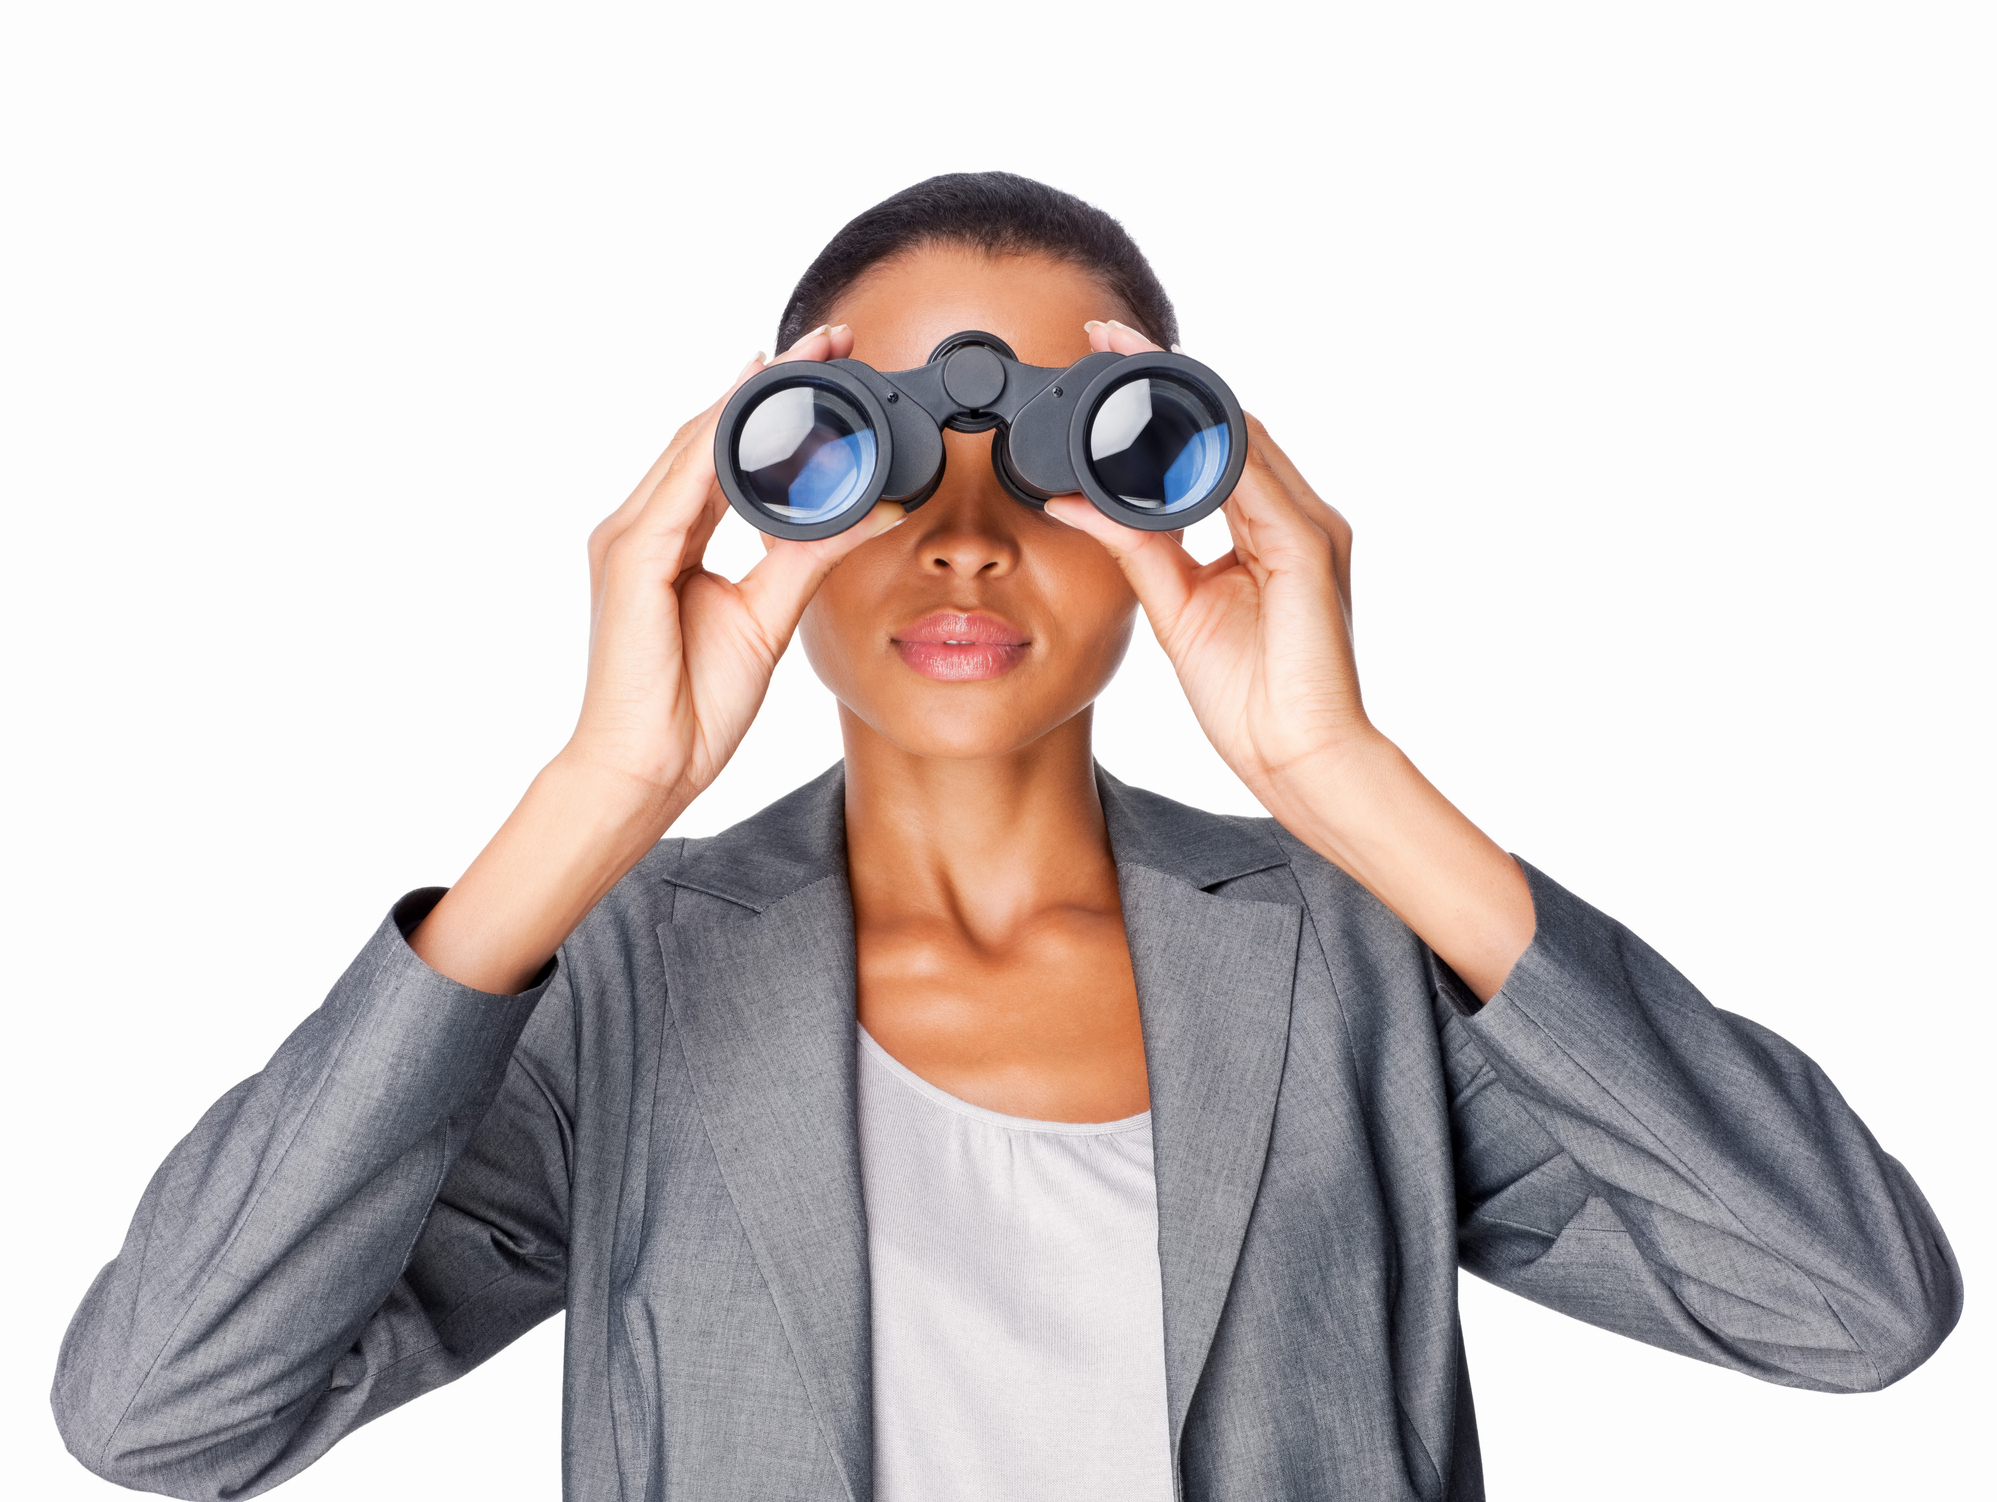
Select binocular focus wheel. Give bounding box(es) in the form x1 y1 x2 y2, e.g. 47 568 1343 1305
926 330 1020 365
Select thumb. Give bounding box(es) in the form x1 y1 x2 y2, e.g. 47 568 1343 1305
733 500 907 647
1044 495 1197 625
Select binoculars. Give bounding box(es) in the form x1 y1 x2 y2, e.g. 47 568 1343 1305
714 330 1247 540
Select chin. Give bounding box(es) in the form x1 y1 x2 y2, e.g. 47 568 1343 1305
852 692 1077 764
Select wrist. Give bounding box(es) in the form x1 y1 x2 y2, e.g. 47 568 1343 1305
1252 729 1408 862
411 755 692 995
1254 729 1535 1002
543 746 694 840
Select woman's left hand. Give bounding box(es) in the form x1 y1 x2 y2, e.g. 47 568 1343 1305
1048 319 1536 999
1046 320 1369 815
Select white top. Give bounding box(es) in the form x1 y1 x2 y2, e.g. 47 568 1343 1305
856 1026 1175 1502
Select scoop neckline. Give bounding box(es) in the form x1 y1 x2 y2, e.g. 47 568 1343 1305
857 1025 1153 1137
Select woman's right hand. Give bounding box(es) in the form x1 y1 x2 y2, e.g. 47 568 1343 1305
565 322 902 807
411 324 902 994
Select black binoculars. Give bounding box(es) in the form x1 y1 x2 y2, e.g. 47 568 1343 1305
714 330 1247 540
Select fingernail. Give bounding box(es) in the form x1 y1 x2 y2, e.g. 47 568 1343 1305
1169 343 1184 354
1106 319 1129 330
829 323 850 336
736 353 766 379
1083 320 1107 332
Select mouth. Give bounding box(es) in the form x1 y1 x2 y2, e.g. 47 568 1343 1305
890 610 1031 682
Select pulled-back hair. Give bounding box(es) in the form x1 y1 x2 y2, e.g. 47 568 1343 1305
775 171 1179 354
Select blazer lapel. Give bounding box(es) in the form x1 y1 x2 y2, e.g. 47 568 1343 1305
1103 774 1303 1453
651 765 1302 1491
656 780 871 1502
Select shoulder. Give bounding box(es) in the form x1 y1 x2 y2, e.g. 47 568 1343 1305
1095 768 1286 890
570 760 1409 947
577 764 849 946
1096 768 1423 963
1097 768 1360 912
1103 773 1456 1051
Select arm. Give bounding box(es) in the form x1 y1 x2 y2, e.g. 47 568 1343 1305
412 325 903 996
1432 862 1959 1387
1056 317 1959 1386
53 892 571 1498
55 325 901 1496
1054 323 1533 1001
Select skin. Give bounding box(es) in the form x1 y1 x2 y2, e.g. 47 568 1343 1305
803 252 1151 1118
411 243 1535 1122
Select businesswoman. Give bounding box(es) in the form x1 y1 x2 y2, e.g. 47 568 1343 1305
55 174 1959 1502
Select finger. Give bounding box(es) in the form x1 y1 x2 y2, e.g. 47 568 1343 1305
670 473 740 584
1246 414 1350 547
1192 546 1242 585
1043 494 1200 627
593 323 862 608
732 500 908 649
634 352 768 508
608 312 861 574
1215 450 1355 645
1216 446 1337 587
638 321 851 584
590 351 766 596
1084 318 1163 356
770 322 854 367
681 323 851 568
1241 414 1354 627
600 402 748 594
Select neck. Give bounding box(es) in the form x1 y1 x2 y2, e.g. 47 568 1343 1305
840 704 1120 942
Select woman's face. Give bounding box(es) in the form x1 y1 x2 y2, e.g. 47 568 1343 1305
797 245 1142 762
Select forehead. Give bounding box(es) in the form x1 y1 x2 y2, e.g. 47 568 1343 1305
822 245 1124 373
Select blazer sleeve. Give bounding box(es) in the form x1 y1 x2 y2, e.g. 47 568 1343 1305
52 889 576 1501
1437 861 1959 1392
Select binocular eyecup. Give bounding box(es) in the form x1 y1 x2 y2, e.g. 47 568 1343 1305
713 330 1248 541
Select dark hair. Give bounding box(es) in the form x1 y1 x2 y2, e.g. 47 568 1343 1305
776 171 1179 354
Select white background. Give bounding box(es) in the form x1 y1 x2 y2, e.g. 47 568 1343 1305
3 3 1990 1497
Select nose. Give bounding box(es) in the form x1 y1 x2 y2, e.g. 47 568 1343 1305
907 433 1022 581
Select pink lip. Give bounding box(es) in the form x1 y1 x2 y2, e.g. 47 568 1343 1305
891 611 1030 682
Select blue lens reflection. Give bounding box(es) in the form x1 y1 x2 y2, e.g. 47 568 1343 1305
735 383 880 523
1087 376 1230 514
787 429 877 519
1160 422 1229 510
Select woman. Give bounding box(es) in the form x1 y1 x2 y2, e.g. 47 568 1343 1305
53 173 1959 1502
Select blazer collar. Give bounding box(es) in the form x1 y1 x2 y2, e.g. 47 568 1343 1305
656 821 873 1502
658 761 1301 1477
666 761 1290 908
661 764 849 912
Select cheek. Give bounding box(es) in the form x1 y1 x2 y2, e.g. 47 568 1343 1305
1029 533 1139 666
1065 599 1139 702
797 545 894 698
1094 601 1139 673
797 586 858 698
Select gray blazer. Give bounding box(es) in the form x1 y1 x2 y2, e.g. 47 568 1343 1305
53 766 1960 1501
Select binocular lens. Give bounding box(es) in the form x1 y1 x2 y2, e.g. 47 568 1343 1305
1086 376 1232 516
734 382 880 524
715 336 1244 538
